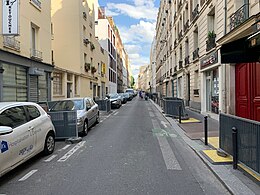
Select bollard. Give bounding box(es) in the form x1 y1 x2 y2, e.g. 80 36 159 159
204 116 208 145
179 105 182 124
232 127 238 169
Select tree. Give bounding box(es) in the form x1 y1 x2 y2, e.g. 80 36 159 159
130 76 135 88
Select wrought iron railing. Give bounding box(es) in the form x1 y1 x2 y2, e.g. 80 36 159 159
174 66 177 72
193 48 199 60
178 30 183 40
191 4 199 22
3 36 20 51
230 4 249 31
30 48 43 61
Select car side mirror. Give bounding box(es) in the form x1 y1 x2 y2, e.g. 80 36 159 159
0 126 13 136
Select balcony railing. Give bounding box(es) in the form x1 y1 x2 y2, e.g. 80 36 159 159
191 4 199 22
30 0 41 9
193 48 199 60
184 56 189 66
230 4 249 31
174 40 178 48
179 60 183 69
3 36 20 51
170 68 172 75
30 48 43 61
174 66 177 72
206 35 216 51
184 20 189 33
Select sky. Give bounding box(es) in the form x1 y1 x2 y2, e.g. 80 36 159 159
98 0 160 80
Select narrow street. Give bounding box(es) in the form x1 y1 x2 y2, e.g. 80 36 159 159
0 98 229 195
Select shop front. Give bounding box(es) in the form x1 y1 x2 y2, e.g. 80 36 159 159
0 50 53 102
200 51 220 115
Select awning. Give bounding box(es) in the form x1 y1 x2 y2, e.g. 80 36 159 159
220 33 260 63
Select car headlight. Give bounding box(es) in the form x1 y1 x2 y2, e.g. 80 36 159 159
77 118 83 125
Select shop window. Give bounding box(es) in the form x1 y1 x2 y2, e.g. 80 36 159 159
3 64 27 101
53 72 63 95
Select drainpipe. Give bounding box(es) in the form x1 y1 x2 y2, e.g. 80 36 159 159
224 0 227 35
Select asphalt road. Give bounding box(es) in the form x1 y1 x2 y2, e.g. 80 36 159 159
0 98 230 195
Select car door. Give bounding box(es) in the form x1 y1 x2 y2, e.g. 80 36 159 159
85 99 94 126
24 105 45 154
90 99 98 121
0 106 34 174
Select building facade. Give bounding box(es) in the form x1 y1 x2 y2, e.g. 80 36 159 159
154 0 260 120
0 0 53 102
51 0 108 100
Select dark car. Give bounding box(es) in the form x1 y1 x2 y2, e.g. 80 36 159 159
107 93 122 109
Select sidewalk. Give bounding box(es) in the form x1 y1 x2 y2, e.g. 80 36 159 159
150 99 260 195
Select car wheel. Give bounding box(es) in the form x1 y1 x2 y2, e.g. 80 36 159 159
96 112 100 124
83 120 88 136
44 132 55 155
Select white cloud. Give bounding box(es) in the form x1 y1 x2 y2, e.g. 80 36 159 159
124 44 142 54
106 1 158 21
119 20 156 44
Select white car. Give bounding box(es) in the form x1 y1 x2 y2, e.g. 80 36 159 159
0 102 56 177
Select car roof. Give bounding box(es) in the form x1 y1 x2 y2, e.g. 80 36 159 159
0 102 40 111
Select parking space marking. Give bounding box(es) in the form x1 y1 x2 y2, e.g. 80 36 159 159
149 112 155 117
161 121 168 128
113 111 119 116
18 170 38 181
57 141 86 162
44 154 57 162
58 145 70 152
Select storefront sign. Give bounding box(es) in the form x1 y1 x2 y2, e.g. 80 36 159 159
29 68 44 76
200 51 218 70
2 0 19 35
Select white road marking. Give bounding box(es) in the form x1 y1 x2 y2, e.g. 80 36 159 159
57 141 86 162
18 170 38 181
149 112 155 117
58 144 70 152
152 119 181 170
156 136 182 170
113 111 119 116
161 121 168 128
44 154 57 162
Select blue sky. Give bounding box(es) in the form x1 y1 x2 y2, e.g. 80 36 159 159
98 0 160 79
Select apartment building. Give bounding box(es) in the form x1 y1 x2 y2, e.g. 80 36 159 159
138 65 150 91
150 38 157 93
155 0 260 119
0 0 53 102
115 27 123 93
51 0 108 100
95 7 117 94
122 48 128 92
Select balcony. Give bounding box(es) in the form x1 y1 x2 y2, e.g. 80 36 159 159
184 20 189 33
184 56 189 66
30 49 42 61
170 68 172 75
230 4 249 31
30 0 41 10
83 38 90 45
193 48 199 60
174 66 177 72
3 36 20 51
191 4 199 22
83 12 87 20
179 60 183 69
206 33 216 51
174 40 178 48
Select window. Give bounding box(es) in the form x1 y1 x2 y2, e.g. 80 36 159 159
3 64 27 101
86 99 91 108
53 72 63 95
90 81 92 90
26 105 41 121
194 70 199 89
74 76 79 95
38 72 48 101
0 106 27 128
193 28 198 50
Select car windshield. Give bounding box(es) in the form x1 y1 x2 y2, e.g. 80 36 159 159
109 94 118 98
50 99 84 111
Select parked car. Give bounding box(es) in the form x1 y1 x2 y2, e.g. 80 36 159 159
49 97 99 136
119 93 128 104
0 102 56 177
107 93 122 108
125 88 135 99
123 93 131 101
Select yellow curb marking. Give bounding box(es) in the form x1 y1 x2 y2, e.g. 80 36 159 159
180 118 201 123
208 137 219 149
238 164 260 181
203 150 233 163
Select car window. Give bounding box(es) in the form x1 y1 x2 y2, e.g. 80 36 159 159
89 99 95 106
0 106 27 128
26 105 41 121
86 99 91 108
50 100 83 111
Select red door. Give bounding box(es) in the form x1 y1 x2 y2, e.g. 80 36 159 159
236 62 260 121
236 63 251 119
252 62 260 121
